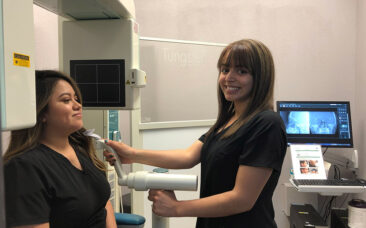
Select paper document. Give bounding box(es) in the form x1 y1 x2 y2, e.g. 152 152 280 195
290 144 327 180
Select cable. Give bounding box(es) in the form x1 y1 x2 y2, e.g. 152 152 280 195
319 197 329 218
325 197 335 222
333 165 341 180
320 196 333 218
340 193 350 208
323 196 336 222
323 147 329 155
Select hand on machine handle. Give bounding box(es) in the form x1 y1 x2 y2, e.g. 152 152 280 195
103 140 134 165
83 129 131 166
148 189 179 217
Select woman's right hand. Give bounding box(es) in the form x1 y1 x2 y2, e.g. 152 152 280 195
103 140 135 165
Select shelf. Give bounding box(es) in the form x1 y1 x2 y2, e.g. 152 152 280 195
289 179 366 196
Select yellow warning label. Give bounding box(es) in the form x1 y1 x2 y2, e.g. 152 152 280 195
13 53 30 67
126 80 131 85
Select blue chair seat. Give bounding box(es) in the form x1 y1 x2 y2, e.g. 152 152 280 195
115 213 146 225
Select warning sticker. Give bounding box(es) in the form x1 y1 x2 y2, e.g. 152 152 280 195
13 53 30 67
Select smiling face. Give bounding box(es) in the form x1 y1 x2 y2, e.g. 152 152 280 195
216 40 275 119
218 64 254 105
43 80 83 136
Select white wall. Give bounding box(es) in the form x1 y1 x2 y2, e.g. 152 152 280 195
136 0 357 103
1 132 9 154
356 0 366 199
142 127 207 228
33 5 59 70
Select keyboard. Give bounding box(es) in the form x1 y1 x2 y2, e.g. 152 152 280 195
293 179 366 186
289 179 366 195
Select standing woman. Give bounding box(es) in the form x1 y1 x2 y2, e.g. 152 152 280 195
3 70 117 228
105 39 287 228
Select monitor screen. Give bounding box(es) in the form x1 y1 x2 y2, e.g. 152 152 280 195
276 101 353 148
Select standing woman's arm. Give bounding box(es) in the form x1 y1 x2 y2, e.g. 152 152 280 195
149 165 273 217
105 140 203 169
12 223 50 228
105 200 117 228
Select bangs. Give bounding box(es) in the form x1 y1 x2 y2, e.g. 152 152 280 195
217 44 253 73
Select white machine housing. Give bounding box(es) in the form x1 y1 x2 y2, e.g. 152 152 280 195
93 138 198 192
0 0 36 130
61 18 145 110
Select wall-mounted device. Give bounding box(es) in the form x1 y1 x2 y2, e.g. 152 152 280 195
62 18 146 110
0 0 36 130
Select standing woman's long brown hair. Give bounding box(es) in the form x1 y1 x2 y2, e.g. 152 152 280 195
206 39 275 140
3 70 105 172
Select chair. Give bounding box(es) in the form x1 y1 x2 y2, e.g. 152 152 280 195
115 212 145 228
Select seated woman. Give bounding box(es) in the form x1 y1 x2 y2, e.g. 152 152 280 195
3 70 117 228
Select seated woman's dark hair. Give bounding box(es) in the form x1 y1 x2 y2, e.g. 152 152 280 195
3 70 106 172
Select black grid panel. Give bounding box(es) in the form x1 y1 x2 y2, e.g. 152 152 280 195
70 59 125 107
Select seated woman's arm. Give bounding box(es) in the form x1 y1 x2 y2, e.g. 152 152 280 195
105 200 117 228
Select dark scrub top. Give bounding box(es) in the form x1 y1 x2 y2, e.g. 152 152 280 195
197 110 287 228
4 144 110 228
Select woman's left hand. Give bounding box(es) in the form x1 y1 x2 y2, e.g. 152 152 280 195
148 189 179 217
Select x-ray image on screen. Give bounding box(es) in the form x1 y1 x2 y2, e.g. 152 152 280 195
286 111 310 134
283 111 338 135
276 101 353 148
309 111 337 134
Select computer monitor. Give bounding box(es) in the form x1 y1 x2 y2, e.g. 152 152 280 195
276 101 353 148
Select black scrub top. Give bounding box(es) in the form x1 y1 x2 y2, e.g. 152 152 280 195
4 144 111 228
197 110 287 228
